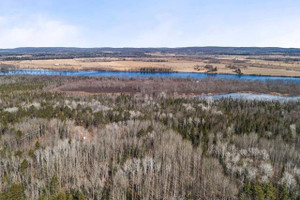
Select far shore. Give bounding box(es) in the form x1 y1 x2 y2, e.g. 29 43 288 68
2 54 300 77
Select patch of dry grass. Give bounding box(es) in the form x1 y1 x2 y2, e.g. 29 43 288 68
2 54 300 77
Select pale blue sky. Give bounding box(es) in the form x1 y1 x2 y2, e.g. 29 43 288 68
0 0 299 48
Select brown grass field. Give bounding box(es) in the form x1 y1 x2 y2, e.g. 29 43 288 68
2 53 300 77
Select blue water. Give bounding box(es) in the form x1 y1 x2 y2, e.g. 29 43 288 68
200 93 300 101
1 69 300 82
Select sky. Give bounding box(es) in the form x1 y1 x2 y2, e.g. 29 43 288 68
0 0 300 48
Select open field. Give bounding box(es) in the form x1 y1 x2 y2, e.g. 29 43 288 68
51 76 300 96
2 55 300 77
1 47 300 77
1 75 300 96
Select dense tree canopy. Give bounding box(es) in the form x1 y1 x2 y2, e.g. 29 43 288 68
0 76 299 199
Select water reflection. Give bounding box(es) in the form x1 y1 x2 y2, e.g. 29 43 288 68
1 69 300 82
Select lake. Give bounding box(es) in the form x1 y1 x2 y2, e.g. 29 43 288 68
1 69 300 82
199 93 300 101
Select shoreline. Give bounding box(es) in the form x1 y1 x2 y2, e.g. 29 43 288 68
2 67 300 78
197 91 300 97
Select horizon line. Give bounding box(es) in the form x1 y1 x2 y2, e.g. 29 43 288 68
1 46 300 50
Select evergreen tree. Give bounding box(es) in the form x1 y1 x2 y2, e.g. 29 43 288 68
0 183 26 200
50 175 60 195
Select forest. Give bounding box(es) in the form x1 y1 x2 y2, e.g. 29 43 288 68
0 76 299 200
1 47 300 61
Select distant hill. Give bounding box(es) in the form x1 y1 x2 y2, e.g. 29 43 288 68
1 47 300 59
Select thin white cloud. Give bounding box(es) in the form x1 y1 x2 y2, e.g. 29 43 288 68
0 15 85 48
132 14 175 47
0 16 5 24
256 20 300 48
1 7 300 48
